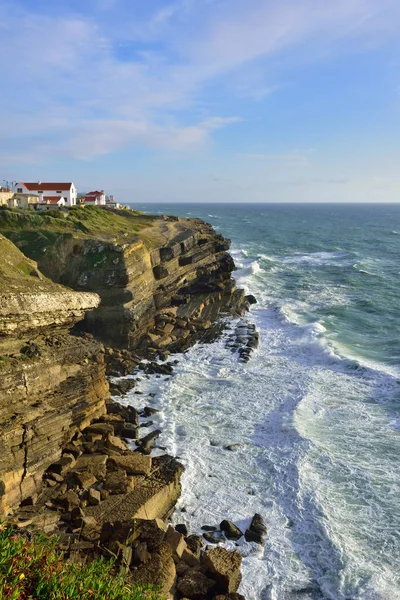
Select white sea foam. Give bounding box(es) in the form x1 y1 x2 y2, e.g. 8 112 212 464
114 229 400 599
121 307 400 600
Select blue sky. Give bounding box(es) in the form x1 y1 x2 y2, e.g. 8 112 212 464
1 0 400 202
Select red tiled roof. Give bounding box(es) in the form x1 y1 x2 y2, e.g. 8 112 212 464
85 190 104 196
21 182 73 191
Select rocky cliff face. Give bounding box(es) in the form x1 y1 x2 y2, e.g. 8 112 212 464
0 209 246 351
0 209 245 516
0 234 108 514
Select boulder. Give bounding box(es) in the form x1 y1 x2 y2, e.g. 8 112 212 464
244 513 267 545
185 535 205 558
137 429 162 454
56 490 80 512
68 470 97 490
245 294 257 305
108 454 152 476
134 541 176 596
203 547 242 593
203 532 225 544
220 520 243 541
87 488 101 506
106 435 129 453
165 525 187 559
72 454 108 481
104 469 130 495
106 400 139 426
177 568 216 599
118 423 138 439
84 423 114 437
175 523 188 536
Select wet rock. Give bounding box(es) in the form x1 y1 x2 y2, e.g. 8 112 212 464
244 513 267 544
109 379 136 396
224 444 243 452
203 532 225 544
220 520 243 540
106 400 139 426
143 406 159 417
245 294 257 305
118 423 138 439
185 535 205 558
175 523 188 536
203 547 242 593
137 429 162 454
202 525 218 532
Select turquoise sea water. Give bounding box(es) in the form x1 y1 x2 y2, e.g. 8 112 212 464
126 203 400 599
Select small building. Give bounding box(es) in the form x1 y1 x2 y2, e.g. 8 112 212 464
0 191 14 206
83 190 106 206
14 193 40 209
36 196 66 210
13 182 77 206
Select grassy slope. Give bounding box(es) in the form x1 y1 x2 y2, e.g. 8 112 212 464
0 207 159 261
0 233 61 294
0 526 162 600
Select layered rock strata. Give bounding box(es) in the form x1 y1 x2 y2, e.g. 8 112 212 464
1 210 246 351
0 235 107 513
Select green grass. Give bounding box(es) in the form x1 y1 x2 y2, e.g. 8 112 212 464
0 206 155 243
0 526 162 600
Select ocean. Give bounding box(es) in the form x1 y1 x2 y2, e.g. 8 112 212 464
124 203 400 600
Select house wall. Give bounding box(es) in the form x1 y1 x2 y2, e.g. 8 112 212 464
12 184 77 206
0 192 13 206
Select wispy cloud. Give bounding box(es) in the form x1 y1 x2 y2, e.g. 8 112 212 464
1 0 400 165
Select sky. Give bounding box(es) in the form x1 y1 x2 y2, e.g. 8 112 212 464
1 0 400 203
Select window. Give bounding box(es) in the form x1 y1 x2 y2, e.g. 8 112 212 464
56 190 62 194
38 191 43 194
17 188 22 193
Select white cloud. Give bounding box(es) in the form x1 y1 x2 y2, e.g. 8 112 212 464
1 0 400 164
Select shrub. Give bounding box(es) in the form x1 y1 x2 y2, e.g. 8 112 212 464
0 526 161 600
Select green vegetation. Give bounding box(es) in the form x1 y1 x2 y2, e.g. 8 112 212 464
0 526 162 600
0 206 155 243
0 206 162 265
0 234 59 293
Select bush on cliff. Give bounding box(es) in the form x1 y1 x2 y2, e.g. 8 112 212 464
0 526 162 600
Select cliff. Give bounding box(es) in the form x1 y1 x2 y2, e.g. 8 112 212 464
0 234 108 514
0 210 248 598
0 207 246 351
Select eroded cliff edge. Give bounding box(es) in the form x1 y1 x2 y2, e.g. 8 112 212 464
0 233 107 514
0 209 249 598
0 207 246 353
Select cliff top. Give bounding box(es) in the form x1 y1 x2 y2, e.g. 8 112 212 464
0 206 215 261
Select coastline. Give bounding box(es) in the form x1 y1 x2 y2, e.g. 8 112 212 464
0 207 255 599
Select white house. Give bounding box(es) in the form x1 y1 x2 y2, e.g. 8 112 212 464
83 190 106 206
13 182 77 206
